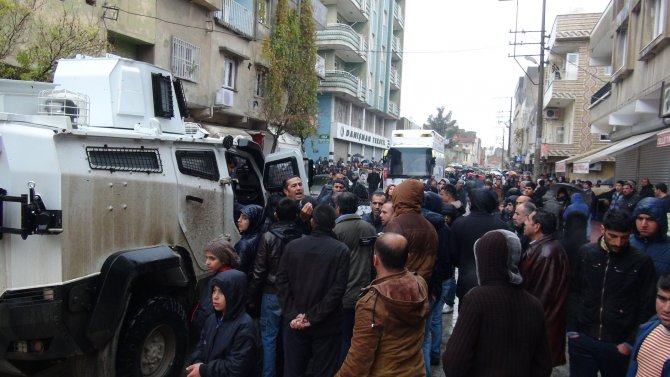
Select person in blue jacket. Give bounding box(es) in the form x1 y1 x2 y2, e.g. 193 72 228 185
630 197 670 275
187 269 258 377
626 273 670 377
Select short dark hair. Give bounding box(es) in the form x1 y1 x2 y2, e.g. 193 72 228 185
530 209 557 235
275 197 299 222
374 233 408 270
616 180 625 185
371 190 387 201
524 181 537 190
602 208 634 233
336 192 359 215
332 179 346 187
624 180 636 189
655 182 668 194
282 175 301 190
312 204 337 230
658 273 670 291
441 184 457 199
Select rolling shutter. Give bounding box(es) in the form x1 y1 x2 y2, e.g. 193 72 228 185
615 148 639 182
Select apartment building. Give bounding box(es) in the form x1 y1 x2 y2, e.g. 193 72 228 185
583 0 670 184
306 0 404 163
512 13 612 180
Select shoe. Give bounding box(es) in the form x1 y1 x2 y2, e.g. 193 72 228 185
430 353 440 366
442 304 454 314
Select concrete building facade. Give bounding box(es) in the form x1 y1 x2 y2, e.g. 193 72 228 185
305 0 404 164
583 0 670 185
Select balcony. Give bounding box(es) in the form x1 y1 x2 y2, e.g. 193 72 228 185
320 70 367 103
321 0 369 22
391 36 402 61
389 67 401 90
388 101 400 118
316 24 368 63
214 0 254 39
543 70 580 108
393 2 404 30
191 0 220 11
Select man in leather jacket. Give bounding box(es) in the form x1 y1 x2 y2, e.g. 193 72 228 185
567 209 657 377
520 209 570 367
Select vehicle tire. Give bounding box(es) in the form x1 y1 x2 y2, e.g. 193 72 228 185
116 296 188 377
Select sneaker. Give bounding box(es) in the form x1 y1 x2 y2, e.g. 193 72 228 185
442 304 454 314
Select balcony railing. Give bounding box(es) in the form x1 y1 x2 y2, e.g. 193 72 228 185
312 0 327 29
391 36 402 60
393 2 404 29
321 70 366 101
388 101 400 117
390 67 401 89
214 0 253 38
316 23 368 62
590 82 612 106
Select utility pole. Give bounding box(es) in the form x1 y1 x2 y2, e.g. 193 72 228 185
533 0 546 179
508 97 513 160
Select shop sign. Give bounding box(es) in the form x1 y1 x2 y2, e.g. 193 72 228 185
555 160 566 173
657 130 670 147
573 162 590 174
335 123 390 149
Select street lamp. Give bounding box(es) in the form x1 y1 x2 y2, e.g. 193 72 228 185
500 0 546 179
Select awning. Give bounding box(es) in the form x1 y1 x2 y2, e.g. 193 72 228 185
558 144 612 164
202 125 252 139
574 130 658 164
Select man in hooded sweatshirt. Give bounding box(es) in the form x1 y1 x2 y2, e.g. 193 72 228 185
335 233 429 377
630 197 670 275
383 179 438 284
187 269 258 377
442 229 551 377
449 188 507 303
235 204 264 277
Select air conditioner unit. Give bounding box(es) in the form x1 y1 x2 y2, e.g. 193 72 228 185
544 108 561 120
215 88 234 107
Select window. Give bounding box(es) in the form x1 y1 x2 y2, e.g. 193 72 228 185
565 53 579 80
176 150 220 181
254 69 265 97
223 58 237 89
613 22 631 78
555 127 565 143
151 73 174 118
171 37 200 82
257 0 269 25
87 147 162 173
643 0 666 43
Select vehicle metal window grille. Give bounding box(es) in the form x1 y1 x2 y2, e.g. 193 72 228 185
151 73 174 118
264 158 297 191
0 287 55 306
176 150 220 181
86 147 162 173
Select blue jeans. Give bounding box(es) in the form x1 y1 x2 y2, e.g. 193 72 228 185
429 277 456 358
568 333 629 377
260 293 282 377
422 298 437 376
339 307 355 366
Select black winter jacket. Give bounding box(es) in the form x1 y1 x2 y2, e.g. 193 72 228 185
567 238 657 344
190 270 258 377
248 221 303 304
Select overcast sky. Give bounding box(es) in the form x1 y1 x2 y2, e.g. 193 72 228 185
400 0 612 149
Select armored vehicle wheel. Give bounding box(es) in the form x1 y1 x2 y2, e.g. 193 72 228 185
116 296 187 377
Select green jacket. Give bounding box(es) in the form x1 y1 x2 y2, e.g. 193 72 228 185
334 214 377 309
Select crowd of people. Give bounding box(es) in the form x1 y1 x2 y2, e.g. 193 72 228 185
184 167 670 377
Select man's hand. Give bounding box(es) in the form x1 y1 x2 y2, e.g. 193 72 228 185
186 363 202 377
616 343 631 356
299 202 313 222
289 313 311 330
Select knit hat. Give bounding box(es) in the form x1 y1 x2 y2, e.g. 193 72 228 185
204 237 240 269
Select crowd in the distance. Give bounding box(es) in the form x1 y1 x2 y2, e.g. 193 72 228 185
184 167 670 377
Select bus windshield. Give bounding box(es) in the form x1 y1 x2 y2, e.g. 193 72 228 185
387 147 433 177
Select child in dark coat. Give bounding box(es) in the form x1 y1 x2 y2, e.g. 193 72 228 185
187 269 258 377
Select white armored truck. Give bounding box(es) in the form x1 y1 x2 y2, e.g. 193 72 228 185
0 55 307 376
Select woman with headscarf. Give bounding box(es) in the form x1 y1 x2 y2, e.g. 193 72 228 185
235 204 264 277
443 230 551 377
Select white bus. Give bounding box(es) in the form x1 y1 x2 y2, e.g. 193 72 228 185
384 129 445 186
